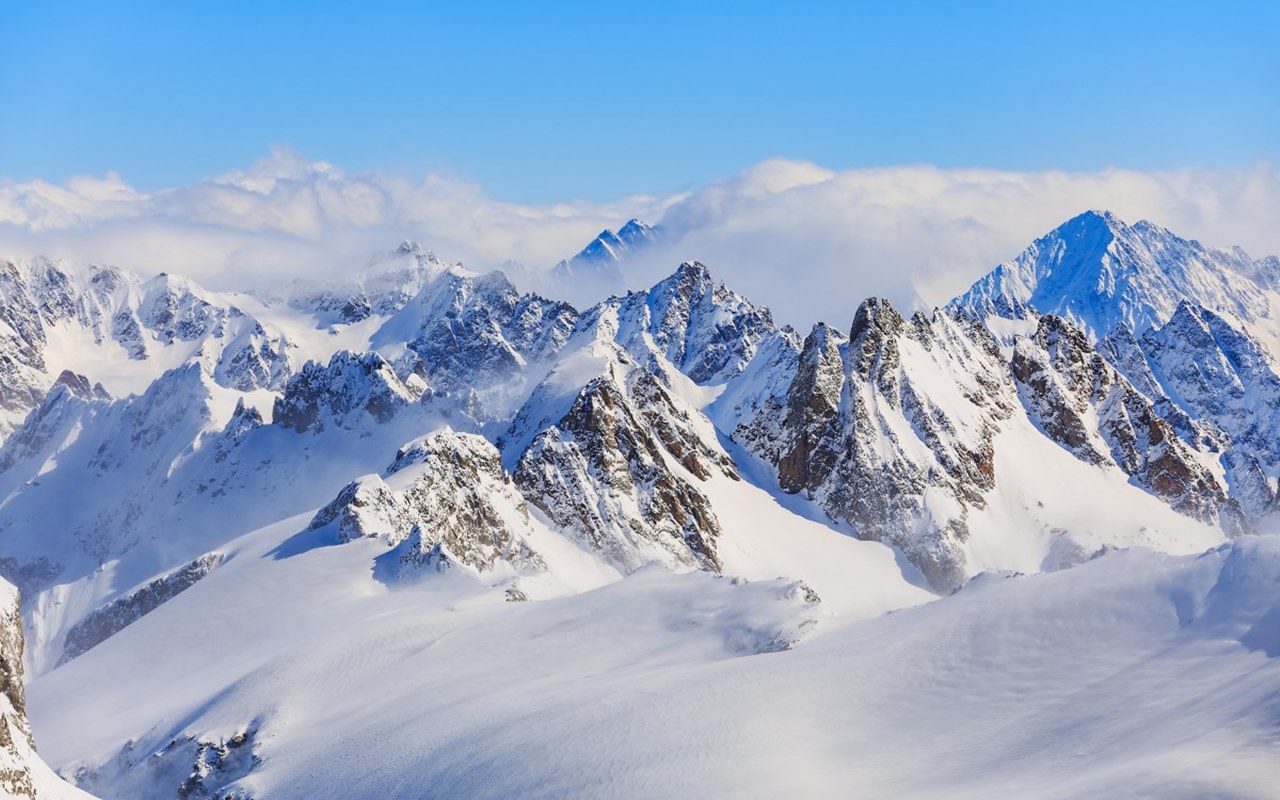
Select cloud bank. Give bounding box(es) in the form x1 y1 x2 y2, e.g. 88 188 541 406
2 149 1278 329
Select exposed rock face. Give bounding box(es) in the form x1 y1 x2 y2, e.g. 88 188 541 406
274 351 426 433
1011 315 1232 526
952 210 1280 529
59 552 224 665
1137 304 1280 515
950 210 1277 341
0 256 296 441
733 297 1252 591
372 269 577 401
0 579 87 799
577 261 781 388
0 580 36 799
632 261 778 384
774 322 846 496
511 363 731 574
736 299 1013 592
309 431 544 576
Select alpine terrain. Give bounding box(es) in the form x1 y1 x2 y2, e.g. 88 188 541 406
1 210 1278 798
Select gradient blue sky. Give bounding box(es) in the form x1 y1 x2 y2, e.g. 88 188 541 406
1 0 1276 202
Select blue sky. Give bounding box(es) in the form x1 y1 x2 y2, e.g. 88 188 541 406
1 0 1276 202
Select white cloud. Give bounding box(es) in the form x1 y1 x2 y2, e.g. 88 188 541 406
635 159 1280 327
1 149 1278 330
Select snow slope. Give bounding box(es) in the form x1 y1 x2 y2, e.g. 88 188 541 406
27 516 1280 799
6 210 1280 798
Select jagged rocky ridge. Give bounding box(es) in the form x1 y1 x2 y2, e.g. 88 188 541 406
0 257 297 440
1 211 1279 669
308 430 544 577
954 210 1280 528
58 553 223 665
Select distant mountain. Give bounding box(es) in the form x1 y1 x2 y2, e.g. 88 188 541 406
950 209 1280 342
4 211 1280 798
551 218 660 291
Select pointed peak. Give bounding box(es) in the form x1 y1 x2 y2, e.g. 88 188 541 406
1167 299 1208 326
1076 208 1125 227
672 260 711 283
803 320 844 347
618 218 650 233
1045 209 1131 242
50 370 108 403
849 297 905 343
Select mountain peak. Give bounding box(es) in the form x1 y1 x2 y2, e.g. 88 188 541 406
950 210 1270 341
616 218 653 242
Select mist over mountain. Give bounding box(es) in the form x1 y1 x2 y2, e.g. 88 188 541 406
1 209 1279 797
4 153 1280 329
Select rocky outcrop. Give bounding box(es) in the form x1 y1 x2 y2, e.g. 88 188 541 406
634 261 779 384
737 299 1013 592
68 723 260 800
578 261 782 388
775 322 846 496
0 580 36 798
273 351 426 433
59 552 224 665
0 579 90 799
309 431 544 576
1011 315 1233 526
511 363 731 574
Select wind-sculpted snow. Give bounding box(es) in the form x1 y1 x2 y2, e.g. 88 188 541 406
26 519 1280 800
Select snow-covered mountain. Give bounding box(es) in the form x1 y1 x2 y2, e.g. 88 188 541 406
950 209 1280 343
548 218 660 302
3 211 1280 798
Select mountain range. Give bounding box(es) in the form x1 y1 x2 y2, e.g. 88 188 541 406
2 210 1279 798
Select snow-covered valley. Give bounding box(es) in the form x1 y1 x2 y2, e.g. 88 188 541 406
2 210 1280 798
